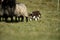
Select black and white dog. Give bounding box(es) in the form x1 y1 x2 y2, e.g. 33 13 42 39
29 11 41 21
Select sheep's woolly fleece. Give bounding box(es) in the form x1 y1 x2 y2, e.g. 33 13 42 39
15 3 28 17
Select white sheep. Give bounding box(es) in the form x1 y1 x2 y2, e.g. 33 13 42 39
14 3 28 22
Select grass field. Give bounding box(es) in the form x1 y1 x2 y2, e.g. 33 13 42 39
0 0 60 40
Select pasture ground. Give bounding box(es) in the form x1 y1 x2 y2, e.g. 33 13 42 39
0 0 60 40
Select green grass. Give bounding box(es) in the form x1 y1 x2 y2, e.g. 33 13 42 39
0 0 60 40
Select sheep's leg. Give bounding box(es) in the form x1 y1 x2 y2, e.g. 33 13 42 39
2 16 4 21
15 16 17 22
26 17 28 22
20 16 24 22
3 9 8 21
18 17 20 21
5 17 8 22
0 16 1 21
3 14 8 22
4 15 8 22
11 16 13 22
